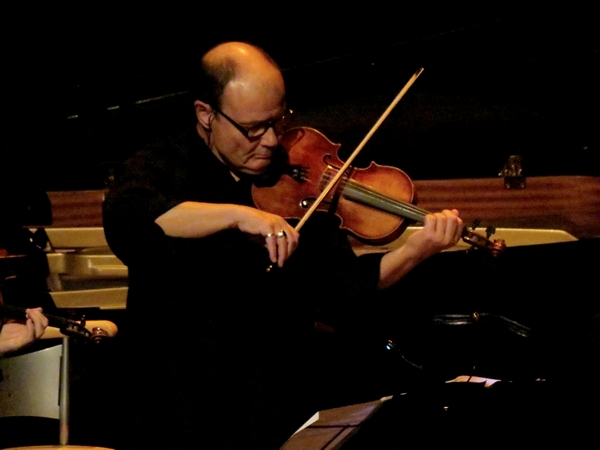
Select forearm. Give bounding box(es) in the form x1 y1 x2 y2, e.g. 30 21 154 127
377 209 464 289
154 201 299 266
377 244 425 289
154 201 244 238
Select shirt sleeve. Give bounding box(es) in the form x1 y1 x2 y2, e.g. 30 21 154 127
102 146 184 266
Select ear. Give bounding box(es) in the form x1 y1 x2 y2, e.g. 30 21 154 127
194 100 215 130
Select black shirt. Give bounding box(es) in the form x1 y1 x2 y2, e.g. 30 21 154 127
103 129 383 449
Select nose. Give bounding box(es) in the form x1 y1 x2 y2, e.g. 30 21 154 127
260 126 280 148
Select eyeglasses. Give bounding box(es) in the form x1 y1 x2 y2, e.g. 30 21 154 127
214 107 293 139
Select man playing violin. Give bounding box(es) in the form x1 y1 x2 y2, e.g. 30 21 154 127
152 42 460 275
103 41 463 449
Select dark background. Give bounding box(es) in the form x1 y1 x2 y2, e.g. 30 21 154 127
1 4 598 193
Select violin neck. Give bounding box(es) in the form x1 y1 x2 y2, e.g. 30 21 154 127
342 179 505 253
0 304 70 329
342 179 428 223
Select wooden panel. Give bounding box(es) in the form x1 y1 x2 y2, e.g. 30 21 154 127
47 190 104 228
413 176 600 239
45 176 600 238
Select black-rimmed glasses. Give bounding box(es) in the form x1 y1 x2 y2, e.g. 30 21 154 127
214 107 293 139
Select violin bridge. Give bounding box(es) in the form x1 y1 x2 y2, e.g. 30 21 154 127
288 165 309 182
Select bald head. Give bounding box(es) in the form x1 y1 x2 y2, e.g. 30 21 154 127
193 42 288 176
195 42 284 109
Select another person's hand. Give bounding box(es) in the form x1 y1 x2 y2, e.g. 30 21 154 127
0 307 49 356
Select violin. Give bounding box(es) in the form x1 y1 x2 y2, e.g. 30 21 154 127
252 127 506 255
0 303 113 344
253 68 505 256
253 126 415 244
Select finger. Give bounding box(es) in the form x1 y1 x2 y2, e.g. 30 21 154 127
423 213 436 234
27 308 47 339
276 232 288 268
281 224 299 257
286 230 296 257
265 232 278 263
426 212 458 247
440 210 457 242
32 307 49 328
430 212 447 237
33 319 45 339
273 221 300 267
23 318 36 342
453 211 464 242
443 209 463 243
274 229 293 267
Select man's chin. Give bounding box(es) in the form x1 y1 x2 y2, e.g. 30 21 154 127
243 158 272 176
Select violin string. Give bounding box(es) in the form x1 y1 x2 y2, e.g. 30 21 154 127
293 71 424 233
310 165 499 253
322 171 426 217
320 171 430 221
345 179 430 219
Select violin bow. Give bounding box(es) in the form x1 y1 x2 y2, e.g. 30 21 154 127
294 68 424 232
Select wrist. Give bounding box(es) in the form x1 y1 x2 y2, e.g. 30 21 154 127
230 204 250 230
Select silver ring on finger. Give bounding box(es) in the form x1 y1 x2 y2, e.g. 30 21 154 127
276 230 287 239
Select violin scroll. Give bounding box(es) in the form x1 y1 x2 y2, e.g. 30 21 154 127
461 228 506 256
